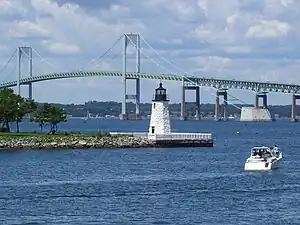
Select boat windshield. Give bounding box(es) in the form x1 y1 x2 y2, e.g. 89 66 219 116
251 147 273 157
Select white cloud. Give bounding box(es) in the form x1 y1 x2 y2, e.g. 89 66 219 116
246 20 291 38
0 0 27 15
0 0 12 10
160 38 182 45
9 20 48 37
0 0 299 105
42 40 80 54
189 56 232 73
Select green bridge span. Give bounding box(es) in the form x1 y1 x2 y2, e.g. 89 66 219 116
0 71 300 93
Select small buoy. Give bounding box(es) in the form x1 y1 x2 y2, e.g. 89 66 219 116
237 131 240 134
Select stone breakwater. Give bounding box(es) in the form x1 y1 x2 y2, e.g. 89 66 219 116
0 135 156 149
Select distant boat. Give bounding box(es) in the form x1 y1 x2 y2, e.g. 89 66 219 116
83 110 91 121
244 146 282 171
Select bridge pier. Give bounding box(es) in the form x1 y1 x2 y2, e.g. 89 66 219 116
241 92 272 122
215 89 228 121
120 33 141 120
180 80 200 120
255 92 268 108
291 94 300 122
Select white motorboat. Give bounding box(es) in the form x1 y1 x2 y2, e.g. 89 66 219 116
244 146 282 171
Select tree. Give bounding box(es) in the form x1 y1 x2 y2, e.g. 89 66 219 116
0 89 21 132
32 103 67 134
15 99 37 132
31 103 50 132
0 88 37 132
0 88 16 132
47 104 67 134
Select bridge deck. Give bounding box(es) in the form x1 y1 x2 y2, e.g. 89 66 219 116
0 71 299 93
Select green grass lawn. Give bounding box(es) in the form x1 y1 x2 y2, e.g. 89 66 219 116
0 132 46 137
0 131 132 137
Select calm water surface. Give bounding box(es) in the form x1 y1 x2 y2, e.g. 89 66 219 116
0 119 300 224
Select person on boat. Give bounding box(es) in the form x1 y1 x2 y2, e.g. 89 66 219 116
265 149 271 157
273 145 280 157
258 149 263 158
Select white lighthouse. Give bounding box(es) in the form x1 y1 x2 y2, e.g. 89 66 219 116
148 83 171 136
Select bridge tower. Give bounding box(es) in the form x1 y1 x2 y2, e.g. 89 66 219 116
215 89 228 121
291 94 300 122
180 79 201 120
17 46 33 100
120 33 141 120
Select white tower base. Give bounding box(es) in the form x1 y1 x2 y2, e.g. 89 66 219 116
148 101 171 136
240 107 273 122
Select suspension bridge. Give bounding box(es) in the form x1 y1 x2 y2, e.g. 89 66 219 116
0 33 300 121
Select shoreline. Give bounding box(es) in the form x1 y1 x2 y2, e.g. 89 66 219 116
0 133 156 149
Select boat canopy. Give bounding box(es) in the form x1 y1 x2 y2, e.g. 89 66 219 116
250 146 280 157
251 146 270 151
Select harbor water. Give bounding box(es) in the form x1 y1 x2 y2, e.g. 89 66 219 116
0 119 300 224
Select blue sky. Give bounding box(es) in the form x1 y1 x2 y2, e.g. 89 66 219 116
0 0 299 105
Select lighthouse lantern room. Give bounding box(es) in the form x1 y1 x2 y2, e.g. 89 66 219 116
148 83 171 136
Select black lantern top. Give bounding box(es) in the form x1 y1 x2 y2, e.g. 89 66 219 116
153 83 169 101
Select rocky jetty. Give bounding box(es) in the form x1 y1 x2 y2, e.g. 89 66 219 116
0 134 156 149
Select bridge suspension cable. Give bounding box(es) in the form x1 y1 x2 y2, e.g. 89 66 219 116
31 48 59 69
0 49 17 76
140 35 246 101
125 34 179 75
0 63 17 83
93 50 123 69
141 36 247 106
19 47 60 75
134 35 242 110
90 35 123 66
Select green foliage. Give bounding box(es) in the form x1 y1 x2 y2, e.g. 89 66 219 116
0 88 67 134
31 103 67 134
31 103 50 132
0 88 37 132
51 100 298 119
16 98 37 132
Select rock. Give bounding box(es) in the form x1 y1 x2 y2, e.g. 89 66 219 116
0 134 157 150
50 142 58 147
78 140 87 146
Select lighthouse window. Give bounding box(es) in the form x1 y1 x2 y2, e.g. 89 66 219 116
153 103 156 109
151 126 155 134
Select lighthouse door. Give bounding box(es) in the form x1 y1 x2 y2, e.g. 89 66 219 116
151 126 155 134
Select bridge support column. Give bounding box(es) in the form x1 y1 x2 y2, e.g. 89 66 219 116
180 80 201 120
17 47 21 95
215 91 220 121
195 86 200 120
215 89 228 121
17 47 33 99
255 94 259 108
291 94 300 122
120 33 141 120
180 80 186 120
223 90 228 121
28 47 33 100
263 95 267 109
255 92 268 109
